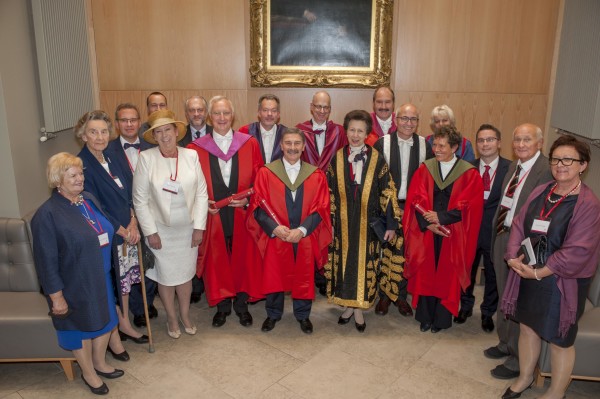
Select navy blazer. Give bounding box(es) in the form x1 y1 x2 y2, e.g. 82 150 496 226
179 124 214 148
31 191 112 331
472 156 511 249
106 137 152 194
78 145 132 246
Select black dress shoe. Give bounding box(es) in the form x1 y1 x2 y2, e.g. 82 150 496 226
298 318 313 334
501 379 533 399
190 293 202 303
107 347 130 362
453 309 473 324
94 368 124 379
318 285 327 297
491 364 520 380
119 331 149 344
420 322 431 332
355 322 366 333
261 317 278 332
212 311 230 327
481 316 495 332
148 305 158 318
338 314 353 325
81 375 109 395
484 346 510 359
236 311 253 327
431 326 442 333
395 298 414 317
375 296 391 315
133 314 146 328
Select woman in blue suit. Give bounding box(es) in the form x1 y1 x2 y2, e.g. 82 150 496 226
76 111 147 362
32 152 123 395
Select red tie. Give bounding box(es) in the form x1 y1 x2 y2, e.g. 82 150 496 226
482 165 491 191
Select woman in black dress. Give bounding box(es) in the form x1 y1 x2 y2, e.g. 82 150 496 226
501 135 600 399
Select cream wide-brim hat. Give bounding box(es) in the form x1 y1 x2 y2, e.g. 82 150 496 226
142 109 186 145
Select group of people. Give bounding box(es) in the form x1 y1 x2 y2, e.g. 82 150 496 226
31 86 600 398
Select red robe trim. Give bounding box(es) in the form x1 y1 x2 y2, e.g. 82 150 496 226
187 136 264 306
402 161 483 316
246 163 332 299
296 120 347 172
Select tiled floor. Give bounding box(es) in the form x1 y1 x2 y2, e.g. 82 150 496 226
2 287 599 398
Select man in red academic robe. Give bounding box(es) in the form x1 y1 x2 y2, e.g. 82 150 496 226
187 95 264 328
365 86 397 147
247 128 332 334
403 126 483 333
296 90 347 172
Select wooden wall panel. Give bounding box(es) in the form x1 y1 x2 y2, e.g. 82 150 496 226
93 0 560 162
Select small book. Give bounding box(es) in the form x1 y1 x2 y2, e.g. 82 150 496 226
517 237 537 265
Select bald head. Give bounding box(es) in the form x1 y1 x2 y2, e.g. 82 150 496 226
395 103 420 140
310 91 332 125
512 123 543 162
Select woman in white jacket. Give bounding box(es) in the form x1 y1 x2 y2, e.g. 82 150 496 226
133 110 208 339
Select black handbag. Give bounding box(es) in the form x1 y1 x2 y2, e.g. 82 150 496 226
368 215 388 243
140 240 155 270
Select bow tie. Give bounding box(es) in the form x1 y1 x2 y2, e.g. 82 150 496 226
214 135 232 142
286 164 301 172
123 143 140 150
398 138 414 146
314 129 325 135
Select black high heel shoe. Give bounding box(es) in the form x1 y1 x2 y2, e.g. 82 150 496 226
338 313 353 325
501 379 534 399
94 368 125 379
355 321 366 333
81 374 109 395
107 346 130 362
119 330 149 344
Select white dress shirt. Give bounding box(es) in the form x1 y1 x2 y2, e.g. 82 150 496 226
120 136 140 171
282 158 306 236
192 125 207 140
376 116 393 134
261 124 277 163
505 150 541 227
214 129 233 187
397 136 413 200
312 121 327 155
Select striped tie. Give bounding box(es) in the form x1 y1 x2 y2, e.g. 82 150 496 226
496 165 522 234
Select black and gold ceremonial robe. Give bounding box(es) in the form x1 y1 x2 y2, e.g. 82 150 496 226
325 146 403 308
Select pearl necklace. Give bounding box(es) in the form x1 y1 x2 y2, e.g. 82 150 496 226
546 180 581 204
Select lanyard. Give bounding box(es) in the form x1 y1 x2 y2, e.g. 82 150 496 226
160 148 179 181
80 200 104 234
125 149 140 173
539 182 580 220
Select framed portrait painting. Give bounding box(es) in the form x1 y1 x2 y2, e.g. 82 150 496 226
249 0 393 88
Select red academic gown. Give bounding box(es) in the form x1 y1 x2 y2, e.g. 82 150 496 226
187 133 264 306
403 160 483 316
296 120 347 172
247 162 332 299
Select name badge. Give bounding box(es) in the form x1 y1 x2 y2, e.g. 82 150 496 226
484 190 490 200
98 232 109 247
113 176 124 189
500 196 514 209
162 179 180 194
531 218 551 234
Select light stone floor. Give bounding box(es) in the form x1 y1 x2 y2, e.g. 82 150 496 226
1 286 599 399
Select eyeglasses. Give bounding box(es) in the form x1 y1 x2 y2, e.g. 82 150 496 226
476 137 498 143
397 116 419 124
211 111 232 117
549 157 583 166
311 104 331 112
117 118 140 124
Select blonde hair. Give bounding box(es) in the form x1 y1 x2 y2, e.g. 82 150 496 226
46 152 83 188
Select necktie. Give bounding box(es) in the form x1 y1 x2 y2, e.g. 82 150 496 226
496 165 522 233
314 129 324 154
124 143 140 150
482 165 491 191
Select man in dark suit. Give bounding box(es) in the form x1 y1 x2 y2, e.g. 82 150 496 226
107 103 157 328
484 123 553 380
454 124 510 332
373 103 434 317
179 95 213 147
137 91 168 141
238 94 287 164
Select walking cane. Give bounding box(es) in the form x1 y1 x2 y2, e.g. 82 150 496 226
136 241 155 353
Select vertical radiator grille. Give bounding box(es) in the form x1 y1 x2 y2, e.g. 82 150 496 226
31 0 95 133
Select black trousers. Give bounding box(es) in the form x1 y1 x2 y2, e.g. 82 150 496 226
217 292 249 314
460 246 498 317
265 292 312 321
415 295 453 329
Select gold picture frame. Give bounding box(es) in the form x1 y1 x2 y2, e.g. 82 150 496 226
250 0 393 88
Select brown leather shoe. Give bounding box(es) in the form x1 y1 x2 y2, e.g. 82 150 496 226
375 296 392 315
395 298 413 317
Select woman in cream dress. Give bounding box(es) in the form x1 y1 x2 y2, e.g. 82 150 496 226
133 110 208 338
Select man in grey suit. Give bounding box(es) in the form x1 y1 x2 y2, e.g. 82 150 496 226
484 123 553 379
180 95 213 147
